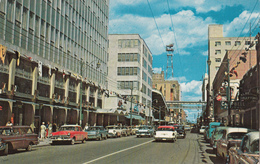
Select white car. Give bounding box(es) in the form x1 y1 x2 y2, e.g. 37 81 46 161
154 126 177 142
106 125 122 138
199 126 206 134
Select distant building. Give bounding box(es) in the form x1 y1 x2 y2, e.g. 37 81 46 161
107 34 153 125
152 71 181 123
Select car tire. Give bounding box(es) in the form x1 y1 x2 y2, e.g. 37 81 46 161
4 144 8 155
71 138 75 145
104 135 107 140
26 143 32 151
82 139 86 143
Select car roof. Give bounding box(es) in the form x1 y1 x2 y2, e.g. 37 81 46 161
225 127 248 133
61 125 80 127
246 131 259 143
158 126 175 130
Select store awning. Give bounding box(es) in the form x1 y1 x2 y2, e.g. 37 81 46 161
125 115 145 120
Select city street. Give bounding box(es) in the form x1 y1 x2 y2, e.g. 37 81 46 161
0 132 224 164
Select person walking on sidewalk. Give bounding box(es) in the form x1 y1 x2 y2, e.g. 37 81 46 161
48 122 52 137
40 122 46 141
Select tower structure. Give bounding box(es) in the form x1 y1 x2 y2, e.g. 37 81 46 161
166 44 174 79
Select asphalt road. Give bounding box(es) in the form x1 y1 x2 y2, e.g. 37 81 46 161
0 132 224 164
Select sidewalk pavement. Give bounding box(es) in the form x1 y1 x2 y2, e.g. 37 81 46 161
33 138 52 148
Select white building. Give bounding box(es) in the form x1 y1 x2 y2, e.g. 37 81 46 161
106 34 153 124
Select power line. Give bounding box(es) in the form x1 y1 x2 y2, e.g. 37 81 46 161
146 0 165 47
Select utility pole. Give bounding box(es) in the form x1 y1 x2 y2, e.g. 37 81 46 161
130 88 133 126
227 58 231 126
79 59 83 126
159 106 161 126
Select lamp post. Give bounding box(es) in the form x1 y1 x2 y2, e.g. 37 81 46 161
130 88 133 126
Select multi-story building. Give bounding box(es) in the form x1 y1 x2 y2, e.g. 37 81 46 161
107 34 153 125
152 71 181 122
0 0 109 132
206 24 256 120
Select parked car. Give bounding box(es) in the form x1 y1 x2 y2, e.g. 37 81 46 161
106 125 122 138
204 126 209 140
205 122 222 142
0 126 39 155
136 125 154 137
199 126 206 134
131 125 140 135
184 125 191 131
50 125 88 145
174 125 186 139
154 126 177 142
84 126 108 140
229 131 259 164
210 126 229 152
216 127 249 162
122 126 131 136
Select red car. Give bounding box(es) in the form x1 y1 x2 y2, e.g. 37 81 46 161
50 125 88 145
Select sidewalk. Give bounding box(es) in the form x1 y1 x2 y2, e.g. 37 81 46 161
33 138 52 147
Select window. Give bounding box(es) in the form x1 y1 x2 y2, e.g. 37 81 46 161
7 0 14 21
22 7 28 29
215 58 221 62
245 41 250 45
215 41 221 46
225 41 231 46
0 0 6 13
235 41 241 46
15 2 22 22
215 50 221 55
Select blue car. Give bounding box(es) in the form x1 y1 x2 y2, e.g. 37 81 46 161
206 122 222 142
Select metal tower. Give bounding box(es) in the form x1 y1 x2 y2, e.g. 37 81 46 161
166 44 174 79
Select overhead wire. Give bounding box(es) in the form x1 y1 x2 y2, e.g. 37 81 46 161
146 0 165 47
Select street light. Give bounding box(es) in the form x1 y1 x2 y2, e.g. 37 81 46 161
79 58 102 127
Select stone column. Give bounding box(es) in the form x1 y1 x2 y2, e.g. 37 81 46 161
8 58 16 91
50 70 55 99
94 88 98 107
31 65 38 97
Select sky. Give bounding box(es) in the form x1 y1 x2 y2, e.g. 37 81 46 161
108 0 260 122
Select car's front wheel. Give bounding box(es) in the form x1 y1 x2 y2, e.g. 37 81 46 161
26 143 32 151
71 138 75 145
4 144 8 155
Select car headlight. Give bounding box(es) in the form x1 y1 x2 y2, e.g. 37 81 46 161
67 133 70 136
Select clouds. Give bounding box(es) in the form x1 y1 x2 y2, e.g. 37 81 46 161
180 80 202 95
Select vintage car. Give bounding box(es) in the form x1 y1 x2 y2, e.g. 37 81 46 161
50 125 88 145
199 126 206 134
0 126 39 155
131 125 140 135
154 126 177 142
228 131 259 164
210 126 229 148
205 122 222 142
84 126 108 140
216 127 249 162
184 125 191 131
174 125 186 139
106 125 122 138
122 126 131 136
136 125 154 138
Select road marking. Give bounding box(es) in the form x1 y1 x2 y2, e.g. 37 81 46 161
83 140 153 164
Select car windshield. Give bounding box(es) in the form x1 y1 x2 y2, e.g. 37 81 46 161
87 127 97 131
227 132 246 140
59 127 76 131
158 128 174 131
139 126 149 130
107 127 116 129
250 139 259 154
0 128 12 135
174 126 184 130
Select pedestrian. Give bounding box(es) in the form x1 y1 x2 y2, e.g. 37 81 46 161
48 122 52 137
45 122 49 138
84 123 89 131
40 122 46 141
30 122 36 133
52 123 57 132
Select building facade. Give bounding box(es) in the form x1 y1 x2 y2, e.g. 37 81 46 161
107 34 153 124
0 0 110 133
152 71 181 123
206 24 256 121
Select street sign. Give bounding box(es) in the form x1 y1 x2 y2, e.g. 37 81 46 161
231 101 245 109
221 101 228 110
216 95 222 101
